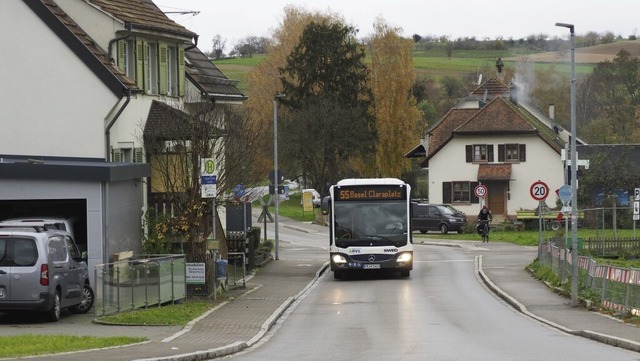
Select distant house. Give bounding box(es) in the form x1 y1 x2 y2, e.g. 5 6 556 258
407 73 581 220
1 0 243 277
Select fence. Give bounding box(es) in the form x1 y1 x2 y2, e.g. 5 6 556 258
538 241 640 314
94 254 187 317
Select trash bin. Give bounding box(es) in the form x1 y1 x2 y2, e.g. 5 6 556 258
215 259 228 280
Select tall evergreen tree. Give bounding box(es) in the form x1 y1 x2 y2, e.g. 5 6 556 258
278 21 376 192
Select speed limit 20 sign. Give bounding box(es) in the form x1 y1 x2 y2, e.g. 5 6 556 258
530 181 549 201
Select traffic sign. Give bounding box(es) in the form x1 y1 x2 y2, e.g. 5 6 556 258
558 184 572 203
530 181 549 201
474 184 487 198
635 188 640 201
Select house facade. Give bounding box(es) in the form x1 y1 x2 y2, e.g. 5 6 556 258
408 75 578 220
1 0 243 279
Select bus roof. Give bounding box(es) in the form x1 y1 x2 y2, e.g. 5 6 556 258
335 178 405 186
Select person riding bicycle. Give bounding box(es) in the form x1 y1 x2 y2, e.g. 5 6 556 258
477 205 493 234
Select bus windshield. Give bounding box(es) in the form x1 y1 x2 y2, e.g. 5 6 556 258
333 200 408 248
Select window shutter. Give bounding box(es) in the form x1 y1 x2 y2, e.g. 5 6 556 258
134 148 144 163
136 40 144 89
519 144 526 161
111 148 122 163
442 182 452 203
488 145 494 162
117 40 126 71
471 181 480 204
498 145 505 162
465 145 472 163
159 43 168 95
178 48 185 96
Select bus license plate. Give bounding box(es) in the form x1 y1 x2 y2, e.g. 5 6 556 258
363 264 380 269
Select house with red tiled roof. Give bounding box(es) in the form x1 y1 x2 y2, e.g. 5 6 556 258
1 0 243 276
407 72 580 224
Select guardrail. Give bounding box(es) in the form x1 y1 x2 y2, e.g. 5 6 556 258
94 254 187 317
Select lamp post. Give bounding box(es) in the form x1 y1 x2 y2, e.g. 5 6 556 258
556 22 578 307
273 93 285 260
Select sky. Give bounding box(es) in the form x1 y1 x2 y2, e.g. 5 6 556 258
156 0 639 53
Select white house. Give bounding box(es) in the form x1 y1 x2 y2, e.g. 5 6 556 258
0 0 243 277
407 75 581 220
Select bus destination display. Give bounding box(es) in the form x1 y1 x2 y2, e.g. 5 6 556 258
335 185 406 201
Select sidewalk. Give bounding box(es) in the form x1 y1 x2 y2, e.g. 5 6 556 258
11 225 640 360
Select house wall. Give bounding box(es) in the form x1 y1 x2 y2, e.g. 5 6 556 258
1 1 117 159
56 0 125 51
428 135 565 217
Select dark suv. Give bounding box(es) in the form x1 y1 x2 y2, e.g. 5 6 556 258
411 203 468 234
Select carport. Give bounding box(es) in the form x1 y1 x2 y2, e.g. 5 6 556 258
0 156 150 284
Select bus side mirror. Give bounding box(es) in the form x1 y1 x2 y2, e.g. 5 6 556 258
321 196 331 215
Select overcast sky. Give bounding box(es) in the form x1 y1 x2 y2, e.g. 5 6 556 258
157 0 639 53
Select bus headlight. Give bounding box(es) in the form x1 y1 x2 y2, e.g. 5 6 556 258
397 252 412 263
332 254 348 264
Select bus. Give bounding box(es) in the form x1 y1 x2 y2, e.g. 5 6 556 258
321 178 413 279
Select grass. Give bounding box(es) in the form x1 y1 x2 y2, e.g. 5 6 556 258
0 334 146 358
97 300 215 326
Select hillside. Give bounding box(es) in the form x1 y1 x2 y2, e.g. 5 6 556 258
506 40 640 64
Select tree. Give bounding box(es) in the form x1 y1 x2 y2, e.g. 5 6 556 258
279 20 375 192
211 34 226 59
368 18 422 177
245 6 345 189
590 50 640 142
143 101 268 263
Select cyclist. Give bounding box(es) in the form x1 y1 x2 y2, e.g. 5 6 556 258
477 205 493 237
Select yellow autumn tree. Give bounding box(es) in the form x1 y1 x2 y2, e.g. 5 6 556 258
245 6 345 181
368 18 421 177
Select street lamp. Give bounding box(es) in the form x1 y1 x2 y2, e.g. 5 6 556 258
556 22 578 307
273 93 285 260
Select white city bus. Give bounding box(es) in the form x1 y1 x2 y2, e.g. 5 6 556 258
322 178 413 279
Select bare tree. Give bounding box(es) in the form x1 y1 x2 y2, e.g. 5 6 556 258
211 34 226 59
142 99 268 263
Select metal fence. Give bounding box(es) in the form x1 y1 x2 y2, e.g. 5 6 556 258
94 254 187 317
538 241 640 314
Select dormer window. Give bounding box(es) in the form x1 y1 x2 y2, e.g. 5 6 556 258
116 38 185 97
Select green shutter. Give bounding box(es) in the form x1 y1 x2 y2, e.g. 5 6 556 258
111 148 122 163
178 48 185 96
134 148 144 163
136 40 144 89
159 43 168 95
117 40 126 71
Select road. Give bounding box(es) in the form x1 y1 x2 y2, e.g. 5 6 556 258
229 221 639 361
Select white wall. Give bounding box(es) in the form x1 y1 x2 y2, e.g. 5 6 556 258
0 1 118 159
428 135 565 216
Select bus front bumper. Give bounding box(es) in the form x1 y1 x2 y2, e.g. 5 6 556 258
330 251 413 271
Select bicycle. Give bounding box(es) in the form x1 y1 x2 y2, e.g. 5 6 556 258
477 220 490 243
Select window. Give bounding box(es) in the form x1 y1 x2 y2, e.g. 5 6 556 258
145 42 158 94
452 182 471 202
498 144 527 162
443 181 479 204
466 145 494 163
167 46 178 96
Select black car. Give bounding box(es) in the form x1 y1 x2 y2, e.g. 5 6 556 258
411 203 468 234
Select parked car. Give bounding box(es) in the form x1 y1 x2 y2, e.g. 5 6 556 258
0 220 94 321
300 189 321 208
411 203 468 234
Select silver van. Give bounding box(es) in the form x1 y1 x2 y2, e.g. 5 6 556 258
0 221 94 321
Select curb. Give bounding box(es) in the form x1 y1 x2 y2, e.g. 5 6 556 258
134 262 330 361
475 255 640 353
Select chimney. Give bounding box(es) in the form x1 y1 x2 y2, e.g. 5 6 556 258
548 104 555 120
